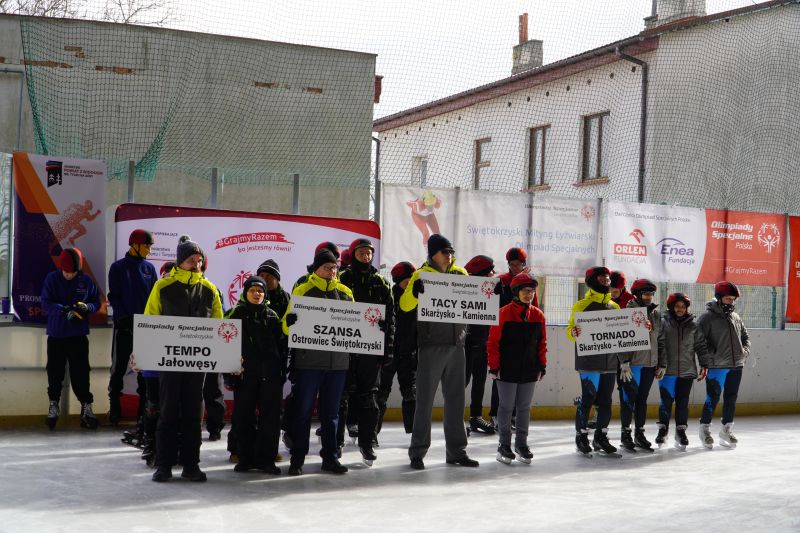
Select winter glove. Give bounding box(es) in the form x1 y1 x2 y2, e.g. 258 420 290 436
377 319 387 332
488 368 499 380
655 367 667 380
697 367 708 382
285 313 298 327
74 301 89 314
536 366 546 382
570 326 581 338
412 278 424 297
620 362 633 382
494 281 503 295
65 309 83 322
645 320 653 331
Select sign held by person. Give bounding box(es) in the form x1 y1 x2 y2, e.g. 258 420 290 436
416 271 500 325
574 308 651 356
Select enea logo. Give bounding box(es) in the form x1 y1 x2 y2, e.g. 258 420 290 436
656 237 696 264
613 228 647 257
46 160 63 187
757 223 781 254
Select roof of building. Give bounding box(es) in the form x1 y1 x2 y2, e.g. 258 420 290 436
373 0 797 132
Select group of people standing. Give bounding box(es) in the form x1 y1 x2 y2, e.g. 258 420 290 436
40 228 751 482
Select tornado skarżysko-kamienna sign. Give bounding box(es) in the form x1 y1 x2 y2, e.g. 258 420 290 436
133 314 242 372
287 296 386 356
574 308 651 356
416 272 500 325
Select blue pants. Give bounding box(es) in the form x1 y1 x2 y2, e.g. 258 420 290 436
618 365 656 429
290 368 348 467
700 367 743 425
576 372 615 432
658 375 693 427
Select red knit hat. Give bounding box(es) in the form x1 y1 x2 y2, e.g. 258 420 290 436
610 271 627 289
630 278 657 295
315 241 340 259
511 272 538 292
390 261 416 283
348 238 374 257
666 292 691 310
128 229 154 246
714 281 740 299
464 255 494 276
506 247 528 262
340 249 352 268
59 248 83 273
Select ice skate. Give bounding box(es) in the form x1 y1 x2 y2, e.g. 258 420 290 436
360 446 377 467
634 428 654 452
46 401 59 430
80 402 98 430
575 430 593 457
674 425 689 451
719 423 738 448
469 416 496 435
496 444 514 465
655 424 668 448
592 429 622 458
620 427 636 452
121 428 144 448
699 423 714 449
514 445 533 464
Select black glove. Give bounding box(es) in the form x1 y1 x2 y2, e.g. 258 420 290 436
537 366 547 381
412 278 424 297
494 281 503 295
377 319 387 332
65 308 83 322
74 301 89 313
285 313 298 327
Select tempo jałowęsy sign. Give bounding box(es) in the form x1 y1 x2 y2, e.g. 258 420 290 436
287 296 386 356
416 272 500 325
574 308 651 356
133 314 242 372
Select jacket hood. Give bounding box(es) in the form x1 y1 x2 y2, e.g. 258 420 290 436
583 289 614 305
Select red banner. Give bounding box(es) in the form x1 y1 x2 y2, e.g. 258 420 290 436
786 216 800 322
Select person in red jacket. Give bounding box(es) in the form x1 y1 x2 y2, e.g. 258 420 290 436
486 273 546 465
610 271 634 309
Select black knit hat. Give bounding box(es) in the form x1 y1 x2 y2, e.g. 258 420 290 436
427 234 454 258
464 255 494 277
243 276 267 293
177 240 203 266
585 266 611 294
390 261 416 283
312 249 338 272
129 229 154 246
257 259 281 281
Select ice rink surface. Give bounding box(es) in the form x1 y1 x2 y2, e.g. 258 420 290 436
1 415 798 533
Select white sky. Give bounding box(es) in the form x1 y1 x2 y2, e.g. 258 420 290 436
162 0 758 117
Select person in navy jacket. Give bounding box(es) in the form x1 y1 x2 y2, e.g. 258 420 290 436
41 248 101 430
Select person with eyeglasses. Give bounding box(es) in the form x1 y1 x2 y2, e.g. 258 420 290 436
282 248 354 476
107 229 157 426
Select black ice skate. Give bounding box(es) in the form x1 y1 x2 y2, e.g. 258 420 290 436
634 428 654 452
80 403 98 430
496 444 514 465
514 445 533 464
360 446 377 467
592 429 622 458
121 428 144 448
655 424 668 448
575 431 593 456
469 416 496 435
674 425 689 451
620 427 636 452
46 401 59 431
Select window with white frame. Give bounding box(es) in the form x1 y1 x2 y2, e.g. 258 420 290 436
581 112 610 181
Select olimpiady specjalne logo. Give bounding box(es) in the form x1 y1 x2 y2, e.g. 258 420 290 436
580 204 596 221
217 322 239 343
228 270 253 307
631 310 647 328
757 223 781 253
364 307 383 327
480 280 496 299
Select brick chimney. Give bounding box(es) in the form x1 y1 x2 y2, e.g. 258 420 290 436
645 0 706 28
512 13 543 75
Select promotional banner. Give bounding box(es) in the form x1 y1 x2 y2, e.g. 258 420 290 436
528 196 600 277
416 271 499 325
287 295 386 355
115 204 380 311
574 308 651 356
455 189 529 268
12 152 107 323
786 216 800 323
133 314 242 372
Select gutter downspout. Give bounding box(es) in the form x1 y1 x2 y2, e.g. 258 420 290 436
372 136 381 223
615 48 648 203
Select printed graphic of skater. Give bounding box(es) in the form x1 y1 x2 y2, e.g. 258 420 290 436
52 200 102 247
407 190 441 246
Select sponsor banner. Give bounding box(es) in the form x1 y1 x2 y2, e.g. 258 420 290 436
416 271 499 325
11 152 107 323
574 308 651 356
785 216 800 322
697 209 785 286
287 295 385 356
115 204 380 311
132 314 242 372
456 190 529 269
381 186 456 269
604 201 707 283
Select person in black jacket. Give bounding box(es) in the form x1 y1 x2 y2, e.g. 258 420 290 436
227 276 286 474
375 261 418 436
337 238 394 465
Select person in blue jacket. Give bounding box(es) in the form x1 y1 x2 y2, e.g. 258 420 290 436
41 248 101 430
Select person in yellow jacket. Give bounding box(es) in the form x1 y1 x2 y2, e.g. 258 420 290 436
567 266 621 456
146 239 223 483
400 234 479 470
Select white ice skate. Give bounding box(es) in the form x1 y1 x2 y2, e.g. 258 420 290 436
496 445 514 465
699 423 714 450
719 423 738 448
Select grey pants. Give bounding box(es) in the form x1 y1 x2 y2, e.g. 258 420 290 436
409 344 468 461
496 380 535 448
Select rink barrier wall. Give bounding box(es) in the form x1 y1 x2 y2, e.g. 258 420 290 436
0 325 798 423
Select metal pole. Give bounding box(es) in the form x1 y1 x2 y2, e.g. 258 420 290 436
615 48 648 203
373 136 381 223
292 174 300 215
210 167 218 208
127 160 135 203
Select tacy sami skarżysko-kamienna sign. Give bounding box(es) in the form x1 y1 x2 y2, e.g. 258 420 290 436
416 272 500 325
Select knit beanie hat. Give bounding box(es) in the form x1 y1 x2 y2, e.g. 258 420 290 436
714 281 740 300
511 272 538 293
315 241 340 259
244 276 267 293
59 248 83 273
176 240 203 266
464 255 494 277
585 266 611 294
160 261 175 277
129 229 154 246
340 249 352 268
257 259 281 281
427 234 454 258
630 278 657 295
390 261 416 283
348 238 374 257
506 247 528 262
610 271 627 290
666 292 691 311
312 249 338 272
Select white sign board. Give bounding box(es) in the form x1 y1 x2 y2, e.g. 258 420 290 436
416 272 499 325
133 314 242 372
288 296 386 356
574 308 651 356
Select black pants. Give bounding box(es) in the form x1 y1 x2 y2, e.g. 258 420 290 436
143 375 160 440
701 367 743 425
618 365 656 429
658 376 693 428
465 342 489 418
575 372 615 432
233 375 283 466
203 373 226 435
156 372 204 468
337 354 381 448
109 317 145 401
47 336 93 404
376 350 417 434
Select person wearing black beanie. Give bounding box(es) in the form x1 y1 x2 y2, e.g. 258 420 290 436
257 259 290 318
567 266 621 456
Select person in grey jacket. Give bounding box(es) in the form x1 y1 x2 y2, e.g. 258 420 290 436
696 281 750 449
656 293 709 450
619 279 664 452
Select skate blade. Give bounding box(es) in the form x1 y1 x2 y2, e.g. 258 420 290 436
515 456 532 465
674 443 687 451
496 454 513 465
362 459 374 467
621 446 637 453
702 442 713 450
635 446 654 453
719 441 736 449
595 452 622 459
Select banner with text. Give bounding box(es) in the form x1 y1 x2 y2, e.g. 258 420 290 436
574 308 651 356
133 314 242 372
786 216 800 322
416 272 499 325
287 296 386 356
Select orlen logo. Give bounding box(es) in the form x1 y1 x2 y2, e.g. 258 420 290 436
614 228 647 256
